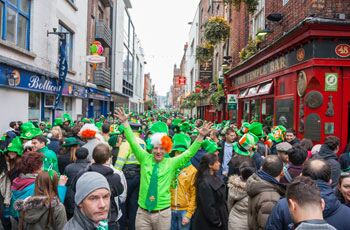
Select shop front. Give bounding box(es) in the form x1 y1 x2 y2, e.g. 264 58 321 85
0 62 61 129
225 18 350 151
0 62 86 129
87 87 111 118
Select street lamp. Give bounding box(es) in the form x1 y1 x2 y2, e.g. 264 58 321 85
7 72 16 87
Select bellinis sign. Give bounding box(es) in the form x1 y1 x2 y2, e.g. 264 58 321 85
28 76 61 93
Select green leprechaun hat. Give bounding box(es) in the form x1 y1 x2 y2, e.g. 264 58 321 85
20 127 43 140
63 113 73 124
171 133 191 157
81 118 91 124
271 125 287 143
95 121 103 131
237 122 250 137
7 137 24 156
171 118 182 127
62 137 80 147
20 122 35 133
54 118 63 127
202 139 221 154
150 121 169 135
233 133 259 156
248 122 264 139
180 122 191 134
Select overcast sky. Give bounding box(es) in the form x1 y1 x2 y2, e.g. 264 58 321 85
129 0 199 96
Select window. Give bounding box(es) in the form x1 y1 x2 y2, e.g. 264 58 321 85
123 45 128 80
251 0 265 39
28 92 40 121
190 39 194 56
58 23 73 69
123 9 129 45
0 0 30 49
282 0 289 6
128 52 134 83
0 2 4 39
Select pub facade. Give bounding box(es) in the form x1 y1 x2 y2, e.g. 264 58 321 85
225 18 350 151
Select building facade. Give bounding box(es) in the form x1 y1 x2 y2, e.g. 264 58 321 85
225 0 350 151
0 0 88 132
112 0 145 114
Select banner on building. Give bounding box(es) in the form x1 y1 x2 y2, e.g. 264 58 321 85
177 76 186 85
54 37 68 109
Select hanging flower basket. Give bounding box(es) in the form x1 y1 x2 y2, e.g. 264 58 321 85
199 89 210 99
204 17 230 45
196 43 214 63
210 89 226 106
224 0 259 14
239 37 258 62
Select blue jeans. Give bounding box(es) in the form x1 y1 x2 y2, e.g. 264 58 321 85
171 210 191 230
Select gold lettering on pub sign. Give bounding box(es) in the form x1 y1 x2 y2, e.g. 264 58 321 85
234 55 287 86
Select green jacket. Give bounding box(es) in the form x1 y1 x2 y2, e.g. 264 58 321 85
39 146 59 173
124 125 202 210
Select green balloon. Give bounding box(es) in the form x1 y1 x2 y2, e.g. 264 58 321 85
90 44 98 54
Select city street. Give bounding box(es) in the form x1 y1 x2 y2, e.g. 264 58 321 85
1 0 350 230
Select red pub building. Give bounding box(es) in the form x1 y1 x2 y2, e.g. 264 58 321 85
225 17 350 151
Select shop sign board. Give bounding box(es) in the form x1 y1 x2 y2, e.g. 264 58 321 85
227 94 238 110
199 61 213 81
325 73 338 92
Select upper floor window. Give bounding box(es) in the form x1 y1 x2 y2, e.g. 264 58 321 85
58 23 74 69
0 0 31 50
251 0 265 39
283 0 289 6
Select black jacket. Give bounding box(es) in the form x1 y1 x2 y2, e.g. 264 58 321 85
58 152 73 175
266 180 350 230
315 145 341 187
47 138 61 155
288 138 300 146
193 175 228 230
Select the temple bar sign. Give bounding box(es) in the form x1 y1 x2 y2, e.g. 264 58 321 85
234 55 287 86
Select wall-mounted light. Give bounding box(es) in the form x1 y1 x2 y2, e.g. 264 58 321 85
256 28 273 37
7 73 16 87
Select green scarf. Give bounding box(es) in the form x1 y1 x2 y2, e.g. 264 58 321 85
172 162 192 189
96 220 108 230
145 163 159 211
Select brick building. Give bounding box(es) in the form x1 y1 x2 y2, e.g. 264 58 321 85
225 0 350 151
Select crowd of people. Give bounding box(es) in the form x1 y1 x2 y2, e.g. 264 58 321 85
0 109 350 230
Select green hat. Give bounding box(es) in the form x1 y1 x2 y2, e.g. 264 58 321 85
95 121 103 131
62 137 80 147
271 125 287 143
20 128 43 140
248 122 264 138
63 113 72 123
7 137 23 156
172 118 182 127
20 122 35 133
150 122 169 135
180 122 191 133
237 122 250 137
54 118 63 126
233 133 258 156
108 135 119 147
82 118 91 123
171 133 191 156
202 139 221 154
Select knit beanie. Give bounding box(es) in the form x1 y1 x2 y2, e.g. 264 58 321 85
75 172 110 205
